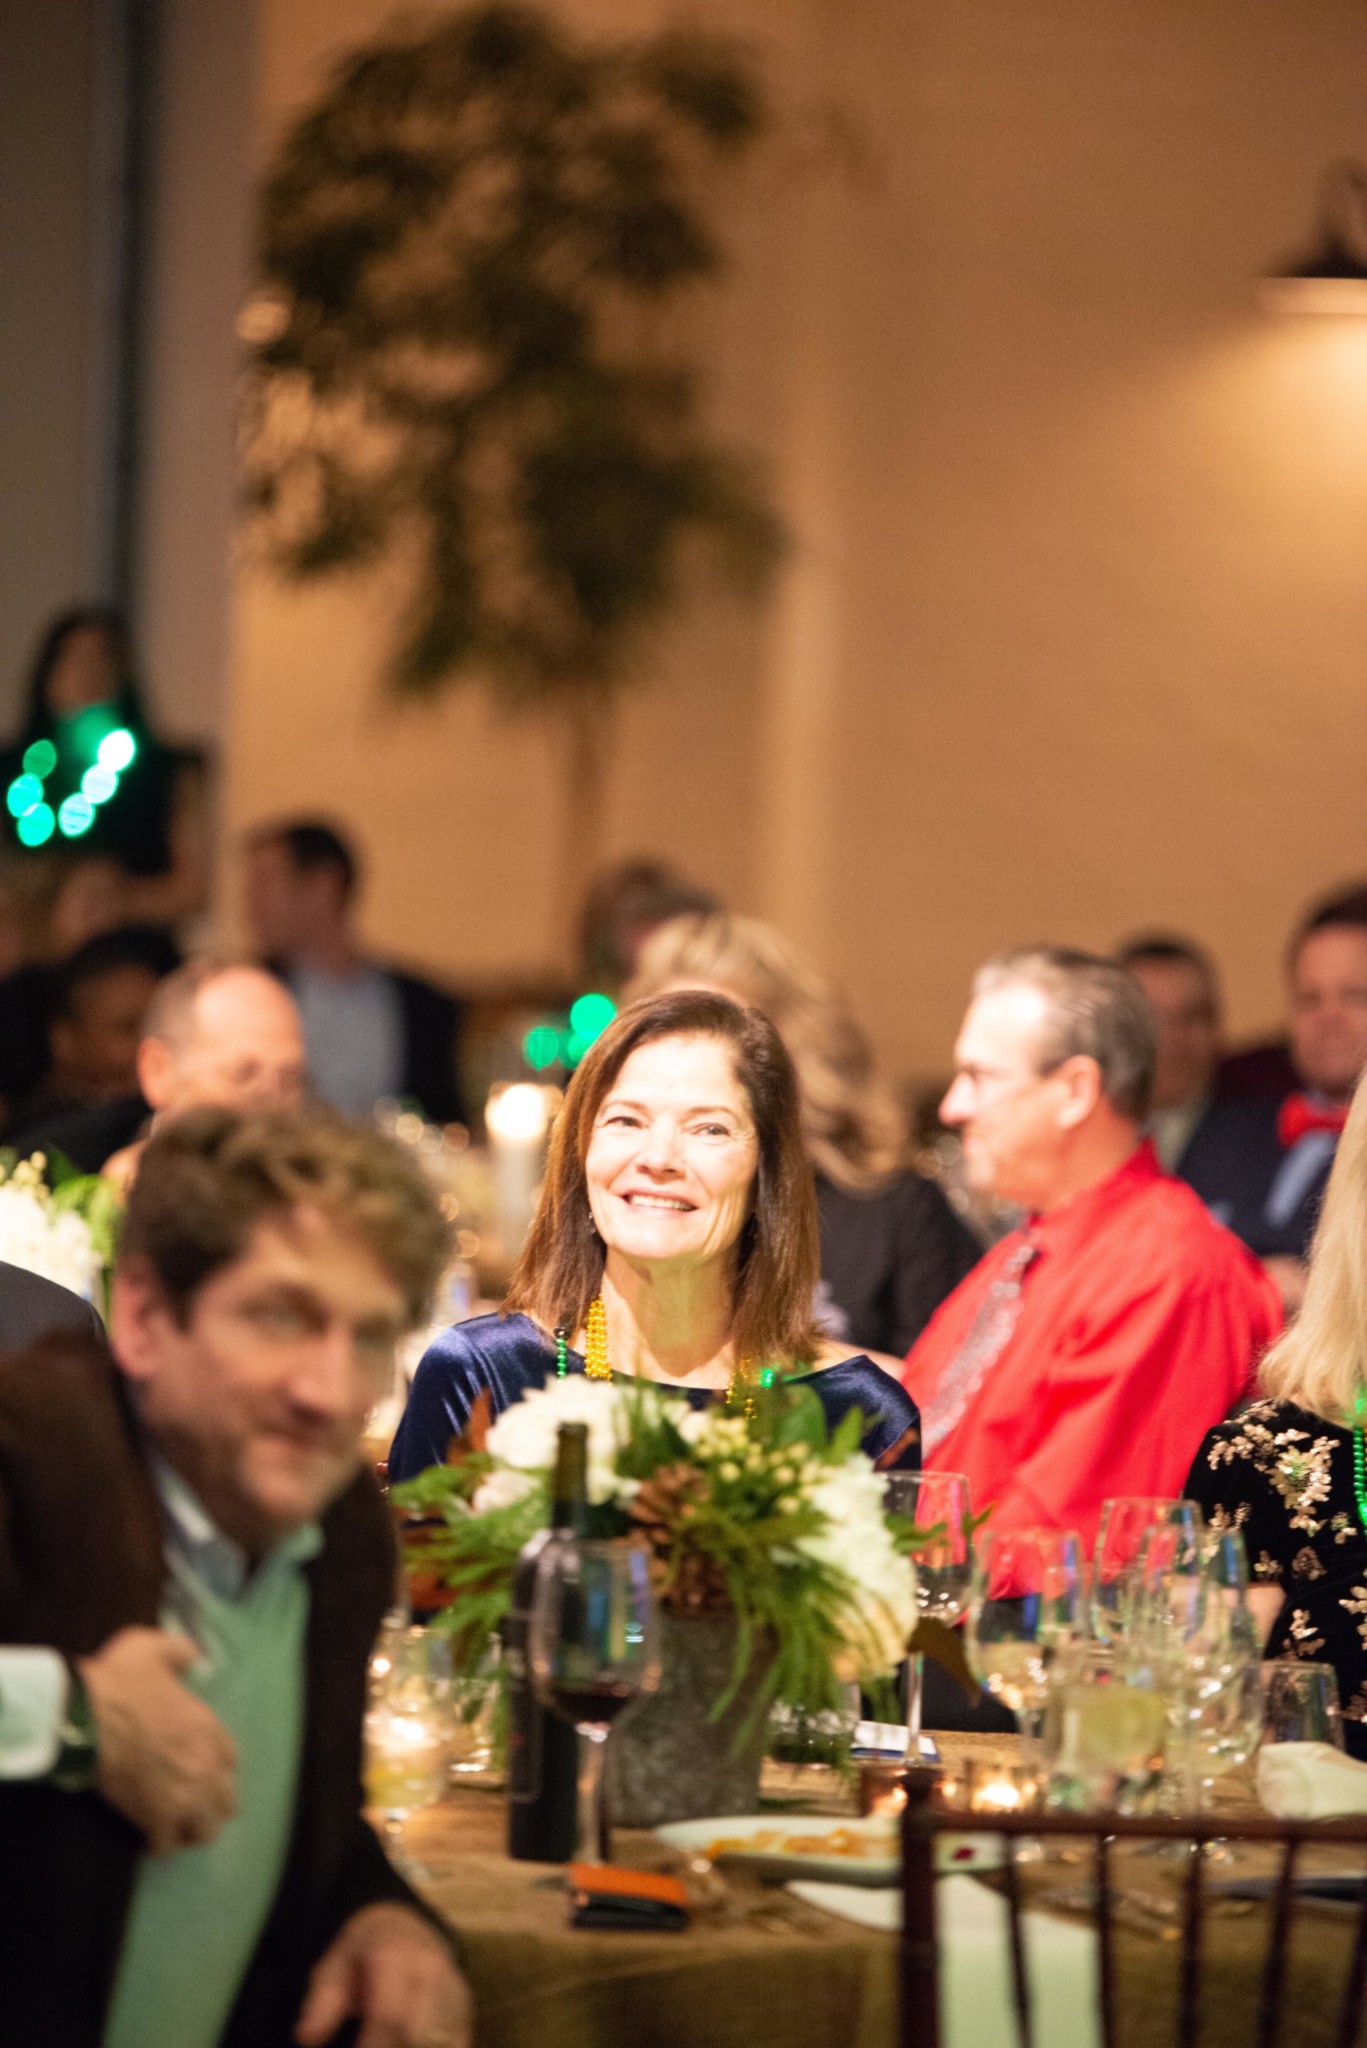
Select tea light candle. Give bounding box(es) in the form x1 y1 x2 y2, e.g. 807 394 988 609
971 1770 1026 1814
858 1760 909 1818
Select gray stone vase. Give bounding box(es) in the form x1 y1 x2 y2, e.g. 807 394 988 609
606 1611 774 1828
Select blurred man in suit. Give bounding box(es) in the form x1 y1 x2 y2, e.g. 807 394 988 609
244 820 467 1126
1115 933 1223 1172
1180 887 1367 1311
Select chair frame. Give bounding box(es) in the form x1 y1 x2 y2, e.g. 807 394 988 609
900 1770 1367 2048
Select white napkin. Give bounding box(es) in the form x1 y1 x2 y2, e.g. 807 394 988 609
788 1874 1100 2048
1257 1741 1367 1818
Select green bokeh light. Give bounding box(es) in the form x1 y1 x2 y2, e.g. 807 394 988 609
523 1024 561 1071
83 765 119 804
22 739 56 778
563 1030 591 1067
98 728 137 773
58 794 96 837
7 774 42 818
568 992 615 1041
17 804 54 846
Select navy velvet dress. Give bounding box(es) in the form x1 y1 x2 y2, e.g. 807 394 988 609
388 1312 921 1482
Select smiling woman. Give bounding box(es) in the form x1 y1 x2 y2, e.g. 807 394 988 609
388 992 921 1479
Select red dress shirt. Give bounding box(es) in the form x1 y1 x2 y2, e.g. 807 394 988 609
900 1145 1282 1551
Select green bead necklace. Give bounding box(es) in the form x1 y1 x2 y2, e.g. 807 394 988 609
551 1308 777 1415
1354 1394 1367 1537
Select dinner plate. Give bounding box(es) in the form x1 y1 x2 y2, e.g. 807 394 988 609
653 1814 1007 1886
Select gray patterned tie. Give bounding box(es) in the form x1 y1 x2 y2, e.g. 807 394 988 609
920 1231 1041 1457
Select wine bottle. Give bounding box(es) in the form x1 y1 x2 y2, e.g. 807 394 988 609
506 1421 588 1861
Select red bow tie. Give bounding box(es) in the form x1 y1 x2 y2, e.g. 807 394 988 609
1278 1094 1350 1149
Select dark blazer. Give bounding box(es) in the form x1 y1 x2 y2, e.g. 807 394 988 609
1177 1093 1331 1261
0 1261 101 1353
269 960 467 1127
390 968 467 1127
0 1333 435 2048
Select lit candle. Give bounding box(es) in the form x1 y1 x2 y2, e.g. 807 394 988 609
858 1760 909 1817
485 1083 553 1257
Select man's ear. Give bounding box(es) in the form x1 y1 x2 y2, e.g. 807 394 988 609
1054 1054 1104 1131
109 1258 176 1384
136 1035 174 1112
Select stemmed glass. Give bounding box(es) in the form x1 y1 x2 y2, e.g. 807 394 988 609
965 1526 1084 1750
1092 1497 1183 1647
885 1470 972 1742
529 1538 662 1866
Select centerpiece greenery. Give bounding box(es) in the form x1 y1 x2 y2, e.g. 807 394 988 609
394 1374 919 1750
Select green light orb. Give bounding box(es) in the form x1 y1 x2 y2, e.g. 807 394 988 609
57 794 95 838
98 728 137 773
7 774 42 818
568 992 615 1042
82 765 119 804
16 804 54 847
523 1024 562 1071
22 739 57 779
563 1030 591 1067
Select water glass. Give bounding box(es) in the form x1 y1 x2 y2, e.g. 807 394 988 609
966 1526 1084 1744
1043 1641 1167 1813
1092 1497 1180 1646
364 1627 451 1874
1261 1662 1347 1750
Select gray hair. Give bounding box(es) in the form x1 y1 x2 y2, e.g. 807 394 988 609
973 946 1156 1121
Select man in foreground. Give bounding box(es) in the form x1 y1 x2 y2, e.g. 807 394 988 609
0 1104 470 2048
902 948 1281 1549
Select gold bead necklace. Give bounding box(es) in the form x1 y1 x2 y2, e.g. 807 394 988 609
554 1294 776 1418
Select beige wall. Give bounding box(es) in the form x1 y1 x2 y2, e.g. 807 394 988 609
211 0 1367 1078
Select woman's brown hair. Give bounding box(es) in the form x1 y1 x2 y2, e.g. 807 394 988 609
626 912 907 1193
504 990 821 1368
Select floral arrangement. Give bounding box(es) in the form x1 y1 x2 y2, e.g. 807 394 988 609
0 1153 121 1311
393 1375 919 1726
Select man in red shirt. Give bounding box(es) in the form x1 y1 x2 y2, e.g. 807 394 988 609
902 948 1281 1551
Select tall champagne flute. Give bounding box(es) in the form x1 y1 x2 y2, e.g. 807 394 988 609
885 1471 972 1741
966 1527 1084 1748
1092 1497 1180 1647
529 1539 662 1866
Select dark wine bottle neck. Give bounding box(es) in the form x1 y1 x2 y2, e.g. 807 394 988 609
549 1424 589 1533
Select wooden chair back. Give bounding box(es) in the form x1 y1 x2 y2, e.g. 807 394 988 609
899 1770 1367 2048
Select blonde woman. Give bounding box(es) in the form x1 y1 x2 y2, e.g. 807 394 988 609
1185 1064 1367 1753
626 912 979 1360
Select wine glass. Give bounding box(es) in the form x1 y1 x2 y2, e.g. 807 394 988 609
965 1526 1084 1748
1128 1501 1207 1658
1261 1662 1347 1750
885 1470 972 1743
1091 1497 1180 1647
528 1538 662 1866
364 1627 451 1877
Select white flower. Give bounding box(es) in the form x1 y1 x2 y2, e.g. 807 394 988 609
471 1468 537 1515
796 1453 919 1677
483 1377 632 1505
0 1175 99 1302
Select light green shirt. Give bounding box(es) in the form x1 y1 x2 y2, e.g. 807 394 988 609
102 1463 321 2048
